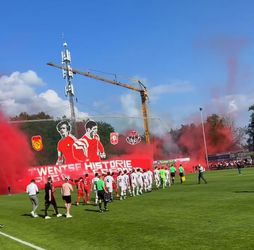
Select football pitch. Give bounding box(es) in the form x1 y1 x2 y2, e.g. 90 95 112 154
1 168 254 250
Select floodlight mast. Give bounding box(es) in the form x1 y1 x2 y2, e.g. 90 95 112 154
47 61 150 144
61 42 77 135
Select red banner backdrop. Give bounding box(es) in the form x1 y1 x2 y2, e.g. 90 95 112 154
27 158 153 189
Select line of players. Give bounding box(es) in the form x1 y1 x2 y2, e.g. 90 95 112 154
75 166 176 205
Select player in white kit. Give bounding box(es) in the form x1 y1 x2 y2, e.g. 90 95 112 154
136 168 144 195
123 170 132 197
165 166 171 187
147 169 153 191
154 166 161 189
130 169 138 196
142 170 149 192
91 173 100 204
104 171 114 202
117 171 127 200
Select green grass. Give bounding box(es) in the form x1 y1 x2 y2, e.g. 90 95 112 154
1 169 254 249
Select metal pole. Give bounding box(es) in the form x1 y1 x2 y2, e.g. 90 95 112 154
199 107 209 168
61 42 77 136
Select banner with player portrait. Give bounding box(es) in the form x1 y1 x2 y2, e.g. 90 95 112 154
19 119 153 190
56 120 107 165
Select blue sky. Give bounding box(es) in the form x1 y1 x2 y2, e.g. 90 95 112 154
1 0 254 133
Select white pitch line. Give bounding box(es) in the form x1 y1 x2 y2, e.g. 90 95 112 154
0 231 46 250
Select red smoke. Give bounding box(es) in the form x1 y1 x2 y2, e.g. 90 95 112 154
176 122 240 170
0 113 34 194
197 36 250 114
108 134 154 164
212 37 249 95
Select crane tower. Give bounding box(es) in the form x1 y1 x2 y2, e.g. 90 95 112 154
48 44 151 143
61 42 77 135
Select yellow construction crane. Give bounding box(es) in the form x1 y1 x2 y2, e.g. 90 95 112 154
47 62 150 144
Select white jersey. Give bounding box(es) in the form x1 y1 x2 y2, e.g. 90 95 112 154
104 175 114 191
199 166 205 173
26 182 38 196
143 172 149 184
136 172 143 184
123 174 130 187
154 169 160 180
147 170 153 183
131 172 138 185
165 169 170 179
117 175 126 188
92 177 99 191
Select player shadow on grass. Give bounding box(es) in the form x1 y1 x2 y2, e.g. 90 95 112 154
72 202 95 206
233 190 254 193
84 208 101 213
22 213 36 217
21 213 44 218
22 208 65 218
39 208 65 211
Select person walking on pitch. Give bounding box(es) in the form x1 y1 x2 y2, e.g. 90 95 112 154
26 179 39 218
198 164 207 184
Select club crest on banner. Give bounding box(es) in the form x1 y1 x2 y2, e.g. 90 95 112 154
126 130 141 145
31 135 43 151
110 132 119 145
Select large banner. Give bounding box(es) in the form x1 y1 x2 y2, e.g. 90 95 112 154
19 119 152 190
27 158 152 189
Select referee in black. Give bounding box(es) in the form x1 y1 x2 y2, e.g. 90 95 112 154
96 175 109 212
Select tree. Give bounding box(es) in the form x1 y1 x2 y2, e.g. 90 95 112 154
97 121 115 152
11 112 52 121
246 105 254 151
222 114 247 150
168 113 241 164
232 126 248 149
206 114 227 146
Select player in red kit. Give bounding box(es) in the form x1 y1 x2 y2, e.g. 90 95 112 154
72 120 106 162
76 177 86 206
56 120 78 165
112 172 119 198
84 173 91 204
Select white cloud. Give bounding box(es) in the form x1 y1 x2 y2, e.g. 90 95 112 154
150 80 193 101
0 70 88 120
118 79 193 117
212 94 253 113
211 93 254 126
120 93 140 117
118 93 141 131
1 70 43 86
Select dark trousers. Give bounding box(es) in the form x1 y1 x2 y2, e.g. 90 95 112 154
97 190 107 210
179 173 184 183
45 198 59 216
198 173 207 184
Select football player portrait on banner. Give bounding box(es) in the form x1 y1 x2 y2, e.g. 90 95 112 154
72 120 106 162
56 120 78 165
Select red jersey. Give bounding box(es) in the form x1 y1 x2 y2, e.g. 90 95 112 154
72 134 104 162
112 173 118 190
77 180 84 191
57 136 77 164
84 177 91 190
